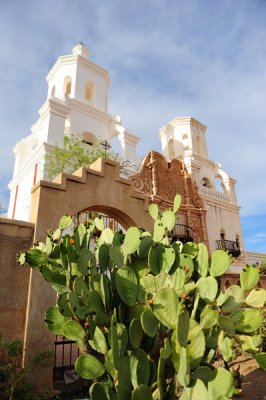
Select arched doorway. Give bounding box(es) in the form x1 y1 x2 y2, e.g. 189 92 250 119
53 207 126 381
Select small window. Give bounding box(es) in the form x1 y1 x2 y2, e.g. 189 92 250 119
82 132 96 145
202 177 212 188
85 81 94 102
64 76 72 95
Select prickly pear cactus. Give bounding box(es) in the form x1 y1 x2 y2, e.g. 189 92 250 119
18 196 266 400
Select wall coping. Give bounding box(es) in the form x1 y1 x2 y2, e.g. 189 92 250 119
0 217 35 229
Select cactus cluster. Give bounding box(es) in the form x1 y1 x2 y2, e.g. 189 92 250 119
18 194 266 400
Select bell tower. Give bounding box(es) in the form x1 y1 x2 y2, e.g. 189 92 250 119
159 116 245 268
159 116 208 162
8 44 139 221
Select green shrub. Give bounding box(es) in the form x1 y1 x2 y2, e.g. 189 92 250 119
0 334 53 400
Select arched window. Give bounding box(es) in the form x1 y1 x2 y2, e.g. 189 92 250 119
202 177 212 188
182 133 189 149
168 138 175 160
64 76 72 95
85 81 94 102
214 176 224 192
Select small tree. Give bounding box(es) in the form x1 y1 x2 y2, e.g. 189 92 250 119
18 195 266 400
45 135 117 179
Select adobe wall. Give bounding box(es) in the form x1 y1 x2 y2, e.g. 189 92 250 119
0 218 34 342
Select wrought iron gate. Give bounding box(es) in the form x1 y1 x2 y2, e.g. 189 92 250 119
53 336 80 381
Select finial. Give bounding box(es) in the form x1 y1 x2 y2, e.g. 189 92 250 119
72 43 89 58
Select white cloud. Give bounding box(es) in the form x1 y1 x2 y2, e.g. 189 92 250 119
0 0 266 219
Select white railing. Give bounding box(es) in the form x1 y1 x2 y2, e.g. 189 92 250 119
198 186 231 203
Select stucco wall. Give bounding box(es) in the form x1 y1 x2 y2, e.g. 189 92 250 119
0 218 34 341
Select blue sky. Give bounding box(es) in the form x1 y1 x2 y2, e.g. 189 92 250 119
0 0 265 252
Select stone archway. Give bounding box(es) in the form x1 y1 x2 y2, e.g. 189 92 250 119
24 158 152 391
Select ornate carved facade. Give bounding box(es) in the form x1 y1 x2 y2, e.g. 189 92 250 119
130 151 209 247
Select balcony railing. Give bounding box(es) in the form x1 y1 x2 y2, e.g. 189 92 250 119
172 224 194 244
198 186 231 203
216 239 241 258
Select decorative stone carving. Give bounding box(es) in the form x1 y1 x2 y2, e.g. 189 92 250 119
130 151 209 247
131 151 203 208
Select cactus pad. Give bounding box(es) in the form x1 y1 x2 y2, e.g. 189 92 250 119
179 378 209 400
153 288 179 329
89 326 108 354
200 305 219 329
99 228 114 245
130 348 150 388
98 243 110 270
196 243 209 277
208 368 235 399
109 245 124 267
129 318 143 348
160 337 172 359
218 335 234 362
63 320 86 341
131 384 153 400
117 356 131 400
197 276 218 303
255 352 266 371
161 210 176 231
148 246 161 275
222 285 244 313
90 382 109 400
59 215 72 230
245 288 266 308
141 309 158 337
178 309 190 347
218 315 235 335
182 242 198 259
232 308 263 333
173 193 182 213
210 250 230 277
75 354 105 379
171 268 186 290
45 306 67 335
124 227 141 254
149 203 159 220
191 366 211 386
240 265 260 291
159 246 175 274
138 236 153 259
153 222 165 242
115 266 138 307
57 292 73 317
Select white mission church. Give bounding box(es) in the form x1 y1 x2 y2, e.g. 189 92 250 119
7 43 265 268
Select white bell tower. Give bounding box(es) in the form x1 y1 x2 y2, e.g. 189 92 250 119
8 44 139 221
159 116 246 269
